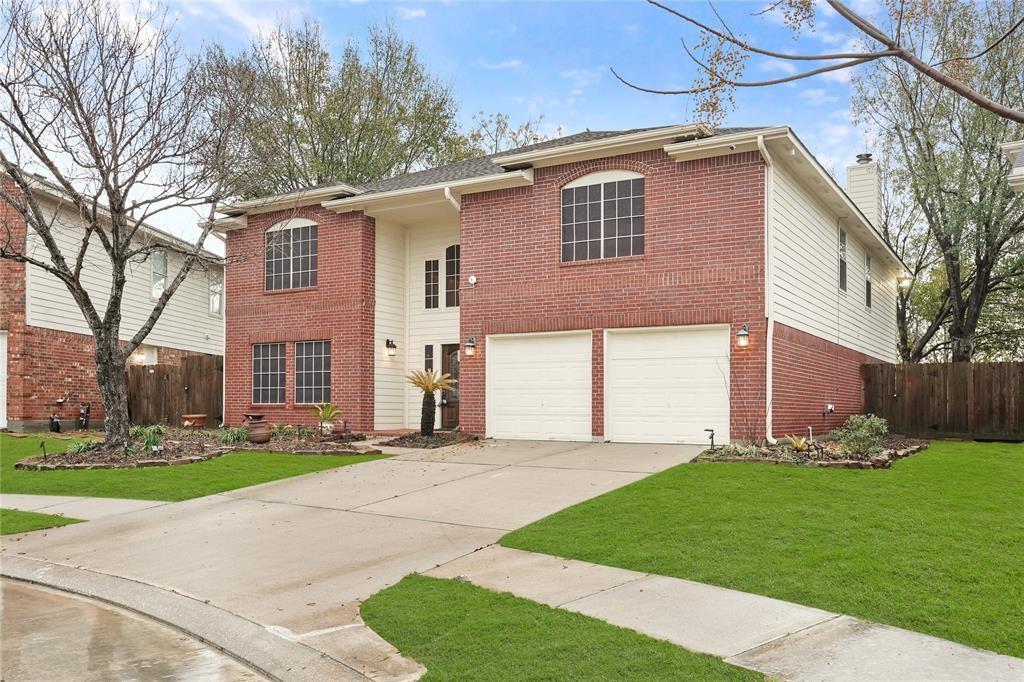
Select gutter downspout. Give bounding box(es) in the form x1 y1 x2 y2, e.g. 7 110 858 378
757 135 778 446
443 186 461 212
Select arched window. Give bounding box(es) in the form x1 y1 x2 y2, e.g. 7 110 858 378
265 217 318 291
561 170 645 262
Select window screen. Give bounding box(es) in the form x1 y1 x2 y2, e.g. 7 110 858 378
265 224 318 291
252 343 285 404
295 340 331 404
561 178 644 262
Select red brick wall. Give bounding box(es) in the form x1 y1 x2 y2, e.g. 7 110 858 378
458 149 768 440
771 322 886 437
224 207 375 429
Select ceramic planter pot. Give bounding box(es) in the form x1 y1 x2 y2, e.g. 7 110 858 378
243 413 271 444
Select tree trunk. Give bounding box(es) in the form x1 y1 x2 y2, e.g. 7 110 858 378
949 328 976 362
95 335 131 445
420 392 436 437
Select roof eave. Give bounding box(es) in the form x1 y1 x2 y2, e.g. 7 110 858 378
222 183 364 217
321 169 534 214
492 124 711 169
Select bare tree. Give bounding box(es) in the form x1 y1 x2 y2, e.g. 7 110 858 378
0 0 245 445
464 112 556 155
617 0 1024 125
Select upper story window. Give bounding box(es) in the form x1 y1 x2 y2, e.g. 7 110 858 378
151 249 167 299
864 253 872 308
838 229 848 291
265 218 317 291
445 244 460 307
425 259 439 309
561 170 645 263
209 270 223 316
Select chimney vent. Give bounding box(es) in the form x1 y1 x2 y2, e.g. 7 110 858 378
856 153 873 164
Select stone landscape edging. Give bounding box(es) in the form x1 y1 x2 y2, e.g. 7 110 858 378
13 445 384 471
694 444 929 469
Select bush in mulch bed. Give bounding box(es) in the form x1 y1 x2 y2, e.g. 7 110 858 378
696 415 929 470
379 431 478 449
14 425 381 471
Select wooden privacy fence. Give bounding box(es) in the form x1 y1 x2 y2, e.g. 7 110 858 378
127 355 223 427
862 362 1024 440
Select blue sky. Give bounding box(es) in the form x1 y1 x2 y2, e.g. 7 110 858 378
159 0 881 240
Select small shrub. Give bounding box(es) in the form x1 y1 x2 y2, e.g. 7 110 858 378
838 414 888 454
148 424 168 435
297 424 319 439
219 427 249 444
786 435 809 452
66 440 97 455
142 426 163 450
271 422 296 438
129 425 146 439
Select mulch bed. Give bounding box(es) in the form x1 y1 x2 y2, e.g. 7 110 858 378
379 432 477 449
695 435 930 469
13 427 382 471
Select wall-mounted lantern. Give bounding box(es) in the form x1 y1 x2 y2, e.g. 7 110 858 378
897 272 913 290
736 324 750 349
385 339 398 357
465 336 477 357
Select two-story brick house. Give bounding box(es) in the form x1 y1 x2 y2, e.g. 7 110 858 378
217 124 903 443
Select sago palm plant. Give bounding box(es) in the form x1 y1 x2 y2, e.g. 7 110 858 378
407 369 456 436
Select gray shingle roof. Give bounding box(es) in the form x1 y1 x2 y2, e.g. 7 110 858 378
340 125 769 197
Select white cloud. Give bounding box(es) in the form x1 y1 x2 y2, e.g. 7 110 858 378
472 58 528 72
179 0 275 35
623 23 641 34
560 67 603 89
800 88 839 105
759 59 798 76
397 7 426 20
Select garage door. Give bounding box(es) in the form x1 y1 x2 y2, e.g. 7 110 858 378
487 332 592 440
605 325 730 444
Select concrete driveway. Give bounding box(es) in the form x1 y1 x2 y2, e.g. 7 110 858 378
1 440 699 681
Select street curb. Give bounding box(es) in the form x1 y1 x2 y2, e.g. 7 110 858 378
1 555 369 682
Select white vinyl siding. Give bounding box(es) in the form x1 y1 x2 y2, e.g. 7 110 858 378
486 331 592 441
605 325 730 444
770 163 897 362
404 224 460 429
373 220 407 430
23 202 224 356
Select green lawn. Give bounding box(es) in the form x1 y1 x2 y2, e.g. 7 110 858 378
0 433 386 501
501 440 1024 659
1 508 83 535
362 574 759 681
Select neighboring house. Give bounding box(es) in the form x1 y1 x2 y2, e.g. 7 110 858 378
0 175 225 431
216 124 903 444
1005 140 1024 193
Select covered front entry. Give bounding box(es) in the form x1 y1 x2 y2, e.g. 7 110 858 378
604 325 730 444
486 331 592 441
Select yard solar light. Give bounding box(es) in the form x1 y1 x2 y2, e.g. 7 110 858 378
385 339 398 357
465 336 477 357
897 272 913 290
736 323 750 348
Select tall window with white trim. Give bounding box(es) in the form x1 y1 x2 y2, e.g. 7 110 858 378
252 343 285 404
295 340 331 404
151 249 167 299
265 219 318 291
864 253 872 308
838 229 848 291
561 171 645 262
209 271 223 315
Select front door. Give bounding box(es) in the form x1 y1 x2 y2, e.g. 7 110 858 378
440 343 460 429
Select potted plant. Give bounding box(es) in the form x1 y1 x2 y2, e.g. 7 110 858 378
406 370 456 437
310 403 342 436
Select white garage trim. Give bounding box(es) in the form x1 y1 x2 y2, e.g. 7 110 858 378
604 325 730 444
486 330 592 441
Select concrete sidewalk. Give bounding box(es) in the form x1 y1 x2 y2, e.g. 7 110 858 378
427 545 1024 681
0 493 168 520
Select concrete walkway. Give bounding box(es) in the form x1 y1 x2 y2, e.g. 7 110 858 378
0 440 700 681
428 545 1024 681
0 493 168 520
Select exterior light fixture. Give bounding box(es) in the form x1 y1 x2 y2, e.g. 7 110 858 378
465 336 477 357
897 272 913 290
385 339 398 357
736 323 750 348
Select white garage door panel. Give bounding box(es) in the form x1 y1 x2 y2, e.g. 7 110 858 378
606 326 730 444
487 332 592 441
